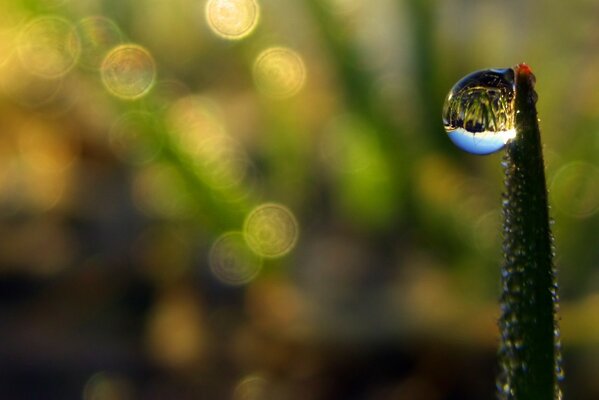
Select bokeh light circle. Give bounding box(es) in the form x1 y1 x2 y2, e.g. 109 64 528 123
101 44 156 100
550 161 599 218
209 232 262 285
205 0 260 40
253 47 306 99
76 16 123 70
244 203 299 258
17 16 81 79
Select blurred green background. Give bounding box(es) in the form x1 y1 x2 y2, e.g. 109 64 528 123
1 0 598 398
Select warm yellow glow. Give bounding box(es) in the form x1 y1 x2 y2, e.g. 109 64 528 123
205 0 260 40
244 203 299 258
253 47 306 99
17 16 81 79
0 26 17 69
0 55 63 107
101 44 156 100
145 290 205 369
76 16 123 70
18 120 78 173
209 232 262 285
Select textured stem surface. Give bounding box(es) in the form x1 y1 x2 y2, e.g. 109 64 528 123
497 64 562 400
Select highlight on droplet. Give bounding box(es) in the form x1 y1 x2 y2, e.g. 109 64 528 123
76 16 123 70
253 47 306 99
243 203 299 258
101 44 156 100
209 232 262 286
16 16 81 79
443 68 516 155
205 0 260 40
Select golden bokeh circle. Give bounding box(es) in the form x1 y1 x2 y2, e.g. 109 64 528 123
253 47 306 99
101 44 156 100
205 0 260 40
244 203 299 258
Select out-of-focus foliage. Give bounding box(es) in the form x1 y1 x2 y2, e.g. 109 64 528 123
0 0 598 398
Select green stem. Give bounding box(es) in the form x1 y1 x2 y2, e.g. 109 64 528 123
497 64 562 400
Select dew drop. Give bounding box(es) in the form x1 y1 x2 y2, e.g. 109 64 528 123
443 68 516 155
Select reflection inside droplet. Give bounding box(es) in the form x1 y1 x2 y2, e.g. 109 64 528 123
443 68 516 155
244 203 299 258
101 44 156 100
253 47 306 99
17 16 81 79
205 0 260 40
209 232 262 285
76 16 123 70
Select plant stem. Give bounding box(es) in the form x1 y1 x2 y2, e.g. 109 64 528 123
497 64 562 400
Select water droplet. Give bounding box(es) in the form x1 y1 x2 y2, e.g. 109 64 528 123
443 68 516 155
